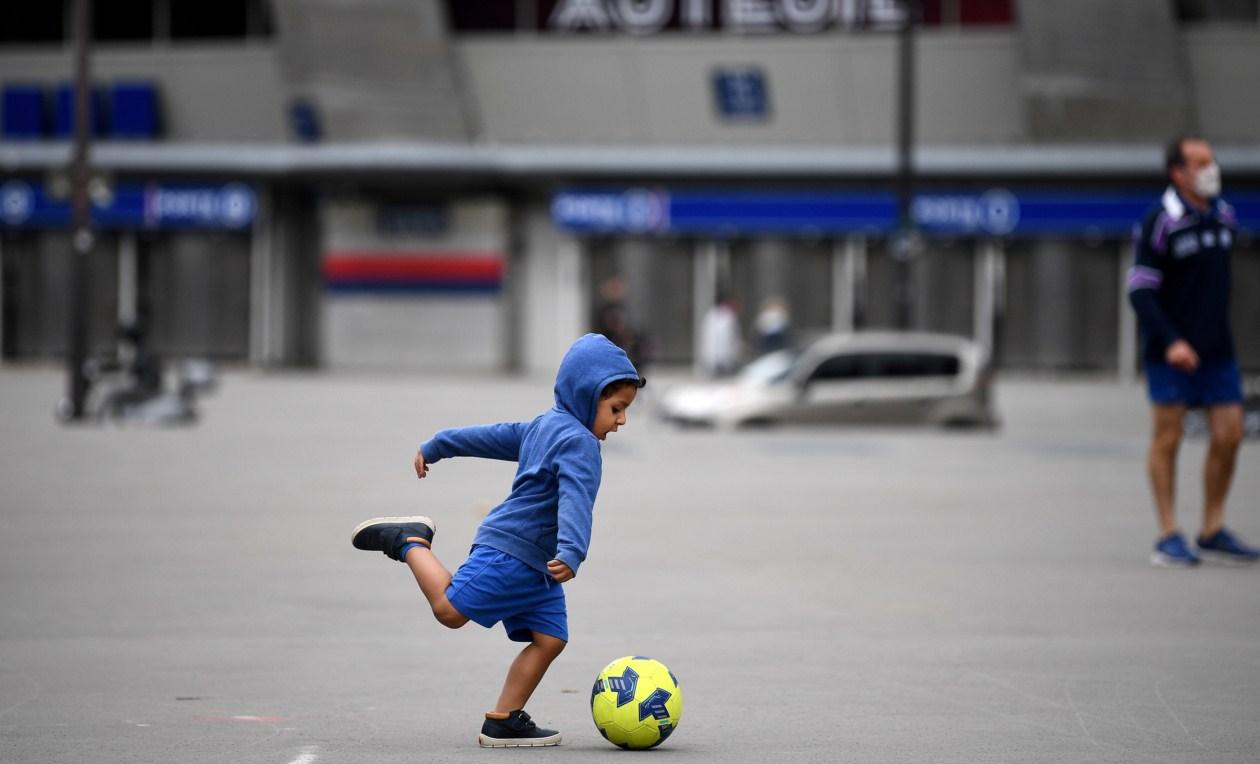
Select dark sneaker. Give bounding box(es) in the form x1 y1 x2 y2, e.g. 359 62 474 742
1197 527 1260 565
478 710 561 748
350 516 435 561
1151 532 1200 568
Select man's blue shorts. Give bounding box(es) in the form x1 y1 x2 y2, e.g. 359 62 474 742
1145 359 1243 408
445 545 568 643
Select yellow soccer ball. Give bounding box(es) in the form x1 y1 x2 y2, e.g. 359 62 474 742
590 656 683 749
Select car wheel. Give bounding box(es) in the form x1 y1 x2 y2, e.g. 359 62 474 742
737 418 776 429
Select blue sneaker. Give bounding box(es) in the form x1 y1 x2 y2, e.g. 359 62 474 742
478 710 561 748
1151 532 1200 568
351 516 435 561
1196 527 1260 565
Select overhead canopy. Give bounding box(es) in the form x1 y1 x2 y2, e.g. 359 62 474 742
5 142 1260 181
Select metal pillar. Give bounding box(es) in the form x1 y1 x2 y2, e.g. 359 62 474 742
892 0 920 330
118 232 138 328
693 240 719 374
1117 240 1137 383
973 240 1003 352
0 235 6 360
249 188 274 365
502 198 526 373
832 236 864 333
555 235 586 358
63 0 94 420
0 236 5 359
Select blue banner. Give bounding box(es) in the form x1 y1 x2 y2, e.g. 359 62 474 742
552 188 896 235
0 179 257 230
553 187 1260 237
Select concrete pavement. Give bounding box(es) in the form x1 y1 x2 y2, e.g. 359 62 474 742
1 367 1257 763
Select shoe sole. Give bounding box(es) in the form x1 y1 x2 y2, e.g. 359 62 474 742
478 733 561 748
1197 548 1260 566
1150 551 1199 568
350 516 436 550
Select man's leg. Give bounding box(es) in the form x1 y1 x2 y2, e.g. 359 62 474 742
492 632 566 714
403 546 468 629
1148 404 1186 536
1202 403 1244 538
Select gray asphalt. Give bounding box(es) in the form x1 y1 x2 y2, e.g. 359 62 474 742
1 366 1257 764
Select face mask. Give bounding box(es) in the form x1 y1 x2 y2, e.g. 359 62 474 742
1193 162 1221 199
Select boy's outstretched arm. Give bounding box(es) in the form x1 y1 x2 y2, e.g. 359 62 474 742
418 422 527 475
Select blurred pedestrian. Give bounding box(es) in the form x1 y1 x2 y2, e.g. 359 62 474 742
594 275 651 370
700 297 742 377
1128 135 1257 567
755 295 791 355
98 321 164 418
351 335 645 747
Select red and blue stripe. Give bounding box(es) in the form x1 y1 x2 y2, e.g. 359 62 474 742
323 252 504 295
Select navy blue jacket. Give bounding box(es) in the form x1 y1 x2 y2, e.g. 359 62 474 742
420 334 640 576
1128 187 1237 364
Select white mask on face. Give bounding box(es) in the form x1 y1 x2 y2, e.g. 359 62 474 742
1194 162 1222 199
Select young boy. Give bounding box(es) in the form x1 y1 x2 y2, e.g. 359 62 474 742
351 334 644 747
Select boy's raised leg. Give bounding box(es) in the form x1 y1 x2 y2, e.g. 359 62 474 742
351 516 467 627
403 546 467 628
351 515 435 559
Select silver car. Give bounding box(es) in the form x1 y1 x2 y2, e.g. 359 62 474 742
658 332 998 429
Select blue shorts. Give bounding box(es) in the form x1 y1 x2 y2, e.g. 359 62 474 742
446 545 568 643
1145 359 1243 408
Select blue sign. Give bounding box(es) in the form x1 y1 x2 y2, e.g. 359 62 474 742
914 190 1156 236
1 180 36 225
713 67 770 121
913 190 1021 236
552 189 670 234
671 189 892 234
553 187 1260 237
0 179 257 230
553 188 892 235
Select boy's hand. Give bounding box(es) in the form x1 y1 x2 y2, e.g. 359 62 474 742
547 560 574 583
414 452 429 479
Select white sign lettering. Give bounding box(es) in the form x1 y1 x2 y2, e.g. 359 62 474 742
614 0 672 32
912 189 1019 236
777 0 834 31
680 0 711 26
550 0 614 30
547 0 906 32
727 0 777 31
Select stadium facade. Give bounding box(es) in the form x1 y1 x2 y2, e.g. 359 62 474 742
2 0 1258 376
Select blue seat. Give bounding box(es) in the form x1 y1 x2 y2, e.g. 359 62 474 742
53 82 108 137
3 84 47 139
110 81 160 139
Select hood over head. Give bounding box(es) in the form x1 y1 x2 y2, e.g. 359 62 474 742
554 334 642 430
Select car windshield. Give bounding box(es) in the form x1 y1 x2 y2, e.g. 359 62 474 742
738 350 797 384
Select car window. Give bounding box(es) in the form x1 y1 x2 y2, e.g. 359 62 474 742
738 350 797 384
807 352 960 381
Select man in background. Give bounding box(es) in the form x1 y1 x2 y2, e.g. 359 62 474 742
1128 136 1258 567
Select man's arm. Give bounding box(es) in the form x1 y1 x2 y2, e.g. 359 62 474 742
1127 218 1194 368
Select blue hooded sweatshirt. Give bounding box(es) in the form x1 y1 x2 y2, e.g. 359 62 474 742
419 334 641 576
